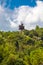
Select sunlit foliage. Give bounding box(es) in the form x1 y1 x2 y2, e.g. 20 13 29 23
0 26 43 65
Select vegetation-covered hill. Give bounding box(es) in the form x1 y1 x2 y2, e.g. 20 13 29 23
0 26 43 65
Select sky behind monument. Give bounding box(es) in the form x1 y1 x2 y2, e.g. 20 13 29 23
0 0 43 31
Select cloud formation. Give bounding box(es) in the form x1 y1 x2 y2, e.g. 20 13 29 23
0 0 43 31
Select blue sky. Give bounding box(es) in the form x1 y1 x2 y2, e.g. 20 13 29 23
0 0 43 31
1 0 36 9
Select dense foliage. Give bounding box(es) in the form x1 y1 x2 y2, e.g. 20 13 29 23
0 26 43 65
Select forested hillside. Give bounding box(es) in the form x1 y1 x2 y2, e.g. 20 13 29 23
0 26 43 65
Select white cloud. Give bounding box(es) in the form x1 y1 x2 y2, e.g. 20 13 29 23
8 0 43 30
0 5 12 31
0 1 43 31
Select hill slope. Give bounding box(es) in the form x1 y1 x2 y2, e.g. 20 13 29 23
0 27 43 65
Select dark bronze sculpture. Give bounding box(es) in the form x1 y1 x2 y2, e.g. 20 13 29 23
19 23 24 31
